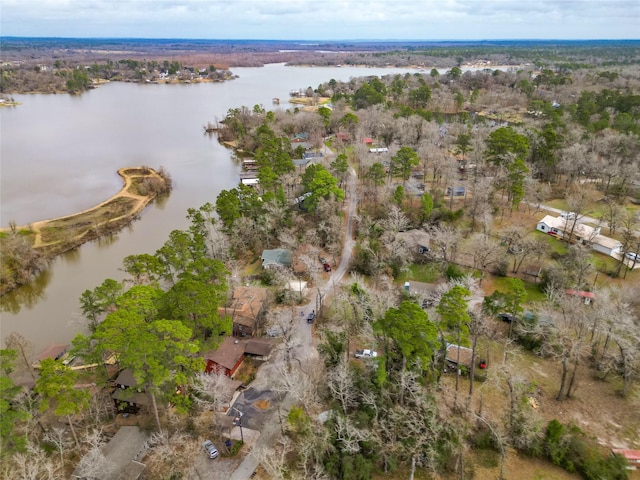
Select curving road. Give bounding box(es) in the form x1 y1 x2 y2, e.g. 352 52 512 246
226 154 359 480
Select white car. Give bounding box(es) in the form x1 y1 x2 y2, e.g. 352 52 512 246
626 252 638 262
354 349 378 359
560 211 576 220
203 440 219 459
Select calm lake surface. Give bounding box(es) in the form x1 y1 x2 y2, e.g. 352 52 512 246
0 63 422 353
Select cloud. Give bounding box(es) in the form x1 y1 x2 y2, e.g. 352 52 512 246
2 0 638 39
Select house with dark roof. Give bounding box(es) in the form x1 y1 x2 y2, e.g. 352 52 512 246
293 158 315 169
244 339 274 360
111 369 151 414
396 229 432 257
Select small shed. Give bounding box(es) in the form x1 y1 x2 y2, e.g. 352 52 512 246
445 344 474 370
565 289 595 305
611 449 640 470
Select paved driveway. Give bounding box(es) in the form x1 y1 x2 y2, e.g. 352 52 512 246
230 387 284 430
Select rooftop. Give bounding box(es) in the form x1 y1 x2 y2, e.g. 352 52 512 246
203 337 246 370
446 344 474 367
261 248 293 268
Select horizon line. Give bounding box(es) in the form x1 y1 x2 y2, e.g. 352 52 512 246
2 36 639 43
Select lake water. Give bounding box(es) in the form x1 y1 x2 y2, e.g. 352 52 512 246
0 63 425 353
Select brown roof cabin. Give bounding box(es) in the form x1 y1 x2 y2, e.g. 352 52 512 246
32 343 71 369
218 286 267 337
203 337 246 378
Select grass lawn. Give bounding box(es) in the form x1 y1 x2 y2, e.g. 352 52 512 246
491 275 547 303
545 198 569 211
534 231 569 255
542 197 639 221
397 263 442 284
242 257 262 276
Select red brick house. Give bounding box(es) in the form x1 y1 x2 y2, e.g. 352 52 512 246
203 337 246 378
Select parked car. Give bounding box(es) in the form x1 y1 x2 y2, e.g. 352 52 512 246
319 257 328 265
203 440 219 459
560 211 576 220
266 325 283 337
497 313 516 323
323 263 332 272
307 311 316 323
354 349 378 359
626 252 638 261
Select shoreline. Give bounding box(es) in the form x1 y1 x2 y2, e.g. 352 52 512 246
0 167 170 295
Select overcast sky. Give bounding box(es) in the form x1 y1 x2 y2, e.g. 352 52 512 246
2 0 639 40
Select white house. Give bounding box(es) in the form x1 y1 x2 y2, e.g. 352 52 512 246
536 215 621 258
536 215 567 237
591 234 622 256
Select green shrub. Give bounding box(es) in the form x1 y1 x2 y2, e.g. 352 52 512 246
445 263 465 280
228 440 244 456
542 420 629 480
471 428 500 451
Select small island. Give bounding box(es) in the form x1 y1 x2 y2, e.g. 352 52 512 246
0 166 172 295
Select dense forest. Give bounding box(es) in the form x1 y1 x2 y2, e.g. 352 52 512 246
2 41 640 479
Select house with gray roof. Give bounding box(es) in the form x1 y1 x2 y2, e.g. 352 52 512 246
261 248 293 269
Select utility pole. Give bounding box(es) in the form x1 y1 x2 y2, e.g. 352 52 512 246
231 407 244 443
